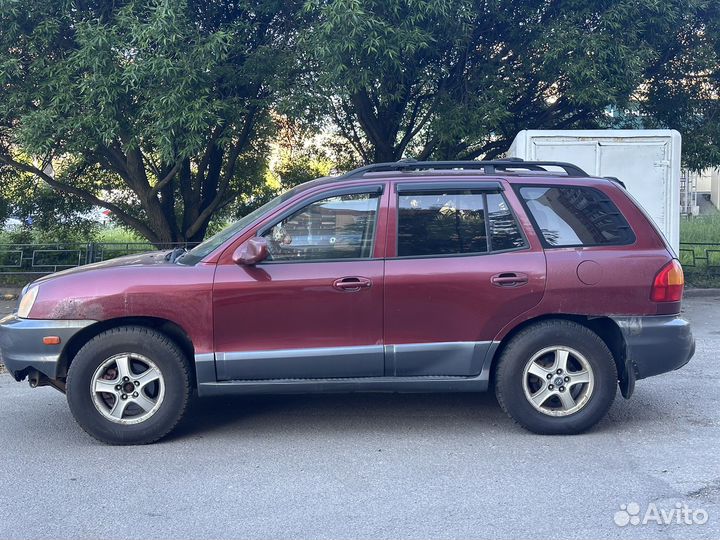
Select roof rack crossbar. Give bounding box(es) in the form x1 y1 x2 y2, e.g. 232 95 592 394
340 159 590 179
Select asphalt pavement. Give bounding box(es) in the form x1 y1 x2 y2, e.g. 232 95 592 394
0 296 718 539
0 299 13 316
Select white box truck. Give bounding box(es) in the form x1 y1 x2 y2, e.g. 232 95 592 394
508 129 682 252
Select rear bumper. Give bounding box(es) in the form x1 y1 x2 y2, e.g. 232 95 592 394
0 314 94 381
611 315 695 381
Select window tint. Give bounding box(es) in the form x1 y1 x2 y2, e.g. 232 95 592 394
262 192 379 261
487 193 526 251
519 186 634 247
398 191 488 257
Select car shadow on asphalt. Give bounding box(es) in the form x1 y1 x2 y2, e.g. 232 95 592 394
164 389 668 441
168 391 505 440
0 376 675 445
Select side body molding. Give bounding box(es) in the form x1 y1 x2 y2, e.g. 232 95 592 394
194 341 501 396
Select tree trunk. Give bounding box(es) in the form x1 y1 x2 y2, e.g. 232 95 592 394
373 144 401 163
2 115 257 247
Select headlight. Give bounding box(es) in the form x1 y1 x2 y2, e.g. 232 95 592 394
17 286 39 318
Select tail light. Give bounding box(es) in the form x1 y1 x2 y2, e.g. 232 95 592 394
650 260 684 302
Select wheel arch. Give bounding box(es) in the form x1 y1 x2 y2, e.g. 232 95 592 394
488 314 632 397
57 317 196 382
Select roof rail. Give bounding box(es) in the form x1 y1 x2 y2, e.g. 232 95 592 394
339 158 590 179
603 176 627 188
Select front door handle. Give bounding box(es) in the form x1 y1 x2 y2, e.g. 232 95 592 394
333 276 373 292
491 272 529 287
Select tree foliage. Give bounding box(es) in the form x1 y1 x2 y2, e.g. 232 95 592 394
0 164 98 241
1 0 719 243
634 0 720 171
305 0 720 164
0 0 304 244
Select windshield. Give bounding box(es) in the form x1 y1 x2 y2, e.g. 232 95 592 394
179 189 299 265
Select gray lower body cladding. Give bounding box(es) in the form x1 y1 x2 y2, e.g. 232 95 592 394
197 341 499 396
1 313 694 399
611 315 695 381
0 315 94 380
215 341 494 380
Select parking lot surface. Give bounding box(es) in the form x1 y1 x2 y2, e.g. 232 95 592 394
0 296 718 539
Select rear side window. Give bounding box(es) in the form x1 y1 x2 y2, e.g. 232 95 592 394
518 186 635 247
487 193 526 251
397 190 525 257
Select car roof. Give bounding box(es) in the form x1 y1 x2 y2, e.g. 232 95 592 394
299 160 620 191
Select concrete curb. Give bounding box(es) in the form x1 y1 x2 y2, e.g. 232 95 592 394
684 288 720 298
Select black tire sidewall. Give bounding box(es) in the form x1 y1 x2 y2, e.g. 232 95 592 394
496 321 617 435
66 327 190 445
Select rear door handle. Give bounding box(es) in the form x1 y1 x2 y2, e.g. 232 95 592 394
491 272 529 287
333 276 373 292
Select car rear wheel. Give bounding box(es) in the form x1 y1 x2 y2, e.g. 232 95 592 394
66 326 191 445
495 320 617 434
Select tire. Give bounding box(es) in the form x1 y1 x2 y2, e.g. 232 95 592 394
66 326 192 445
494 320 617 435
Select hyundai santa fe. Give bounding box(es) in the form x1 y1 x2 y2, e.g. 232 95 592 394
0 159 695 444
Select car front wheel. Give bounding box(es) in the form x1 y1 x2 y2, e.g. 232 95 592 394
495 320 618 434
66 326 191 445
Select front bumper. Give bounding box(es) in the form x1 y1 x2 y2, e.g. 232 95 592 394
612 315 695 382
0 314 94 381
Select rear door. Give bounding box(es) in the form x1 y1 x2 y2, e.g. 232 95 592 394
383 180 546 377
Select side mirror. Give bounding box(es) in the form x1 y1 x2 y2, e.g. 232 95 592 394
232 237 269 265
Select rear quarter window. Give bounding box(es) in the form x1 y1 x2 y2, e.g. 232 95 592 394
518 185 635 247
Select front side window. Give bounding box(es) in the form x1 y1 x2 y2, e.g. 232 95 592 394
261 191 380 261
518 186 635 247
179 188 300 265
397 191 489 257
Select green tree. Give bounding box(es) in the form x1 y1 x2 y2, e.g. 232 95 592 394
0 165 99 242
0 0 303 244
304 0 460 162
306 0 720 167
634 1 720 171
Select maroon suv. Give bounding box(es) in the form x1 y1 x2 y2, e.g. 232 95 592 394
0 160 694 444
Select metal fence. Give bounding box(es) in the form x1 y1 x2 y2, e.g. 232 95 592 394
679 242 720 275
2 241 718 276
0 242 195 275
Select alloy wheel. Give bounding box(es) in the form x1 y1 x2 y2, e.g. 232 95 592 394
90 353 165 425
522 346 595 417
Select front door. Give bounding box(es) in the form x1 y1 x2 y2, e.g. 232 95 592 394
213 185 387 380
383 181 546 376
